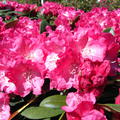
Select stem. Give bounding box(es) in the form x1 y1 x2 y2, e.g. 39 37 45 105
8 96 37 120
58 112 65 120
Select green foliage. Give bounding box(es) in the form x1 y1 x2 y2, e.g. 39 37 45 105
21 106 64 119
10 0 120 11
40 95 66 108
40 20 49 33
21 95 66 119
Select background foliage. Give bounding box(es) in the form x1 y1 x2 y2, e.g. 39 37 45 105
4 0 120 11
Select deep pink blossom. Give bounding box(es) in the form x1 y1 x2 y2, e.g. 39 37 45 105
79 60 110 96
55 9 83 28
115 89 120 105
6 62 44 97
0 92 10 120
49 50 80 90
41 1 63 16
0 70 16 93
62 92 107 120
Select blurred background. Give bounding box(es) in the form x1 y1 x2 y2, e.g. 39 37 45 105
2 0 120 11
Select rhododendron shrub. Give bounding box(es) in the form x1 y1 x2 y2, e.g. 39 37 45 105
0 1 119 120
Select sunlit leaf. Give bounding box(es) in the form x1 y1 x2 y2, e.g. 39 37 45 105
21 106 63 119
40 95 66 109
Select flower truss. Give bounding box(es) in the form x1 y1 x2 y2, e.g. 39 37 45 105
0 1 119 120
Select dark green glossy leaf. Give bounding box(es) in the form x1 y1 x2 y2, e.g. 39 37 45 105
40 95 66 109
40 20 49 33
100 104 120 113
103 28 115 35
21 106 63 119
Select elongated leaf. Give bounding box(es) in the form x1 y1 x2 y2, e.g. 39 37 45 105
100 104 120 113
40 95 66 109
0 10 22 16
5 11 23 15
40 20 49 33
103 28 115 35
0 9 10 12
21 106 63 119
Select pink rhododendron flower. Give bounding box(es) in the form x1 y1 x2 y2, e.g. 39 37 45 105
91 60 110 86
81 109 107 120
81 40 107 62
44 24 73 54
79 60 110 96
49 50 80 90
80 32 111 62
62 92 107 120
45 52 60 71
0 70 16 93
115 89 120 104
55 9 83 28
0 92 10 120
62 92 96 112
6 62 44 97
0 17 41 53
41 1 63 16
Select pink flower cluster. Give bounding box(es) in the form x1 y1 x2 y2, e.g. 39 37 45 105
0 1 119 120
62 92 107 120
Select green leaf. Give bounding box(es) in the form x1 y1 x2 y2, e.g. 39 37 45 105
0 10 22 16
5 11 23 15
0 9 10 13
103 28 115 35
100 104 120 113
40 20 49 33
21 106 63 119
43 118 51 120
40 95 66 109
